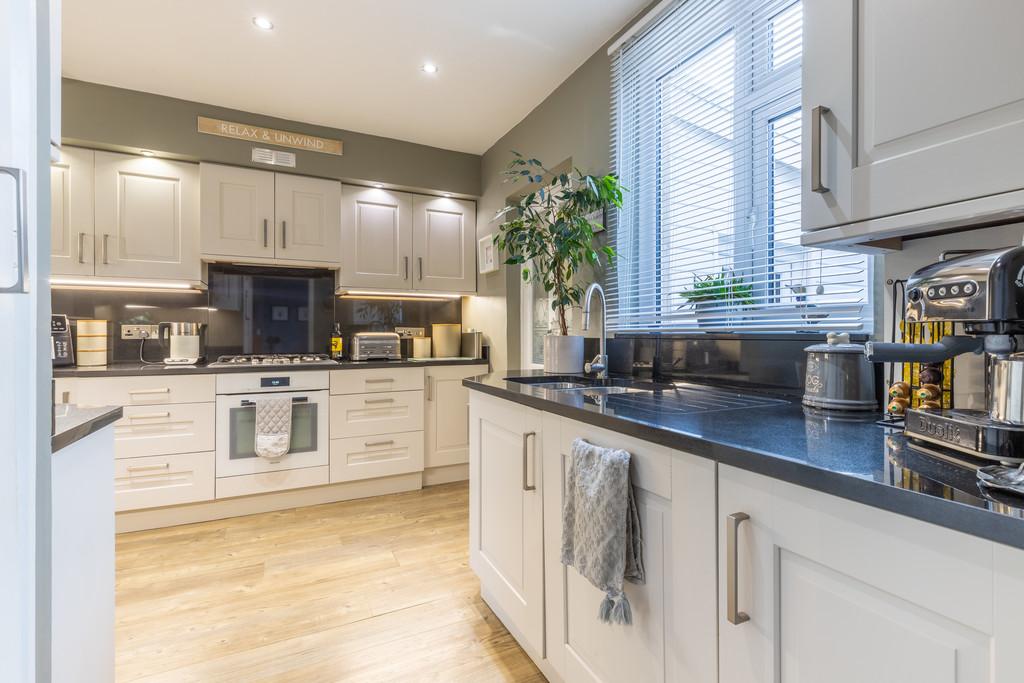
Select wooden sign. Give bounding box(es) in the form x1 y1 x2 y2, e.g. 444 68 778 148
197 116 343 156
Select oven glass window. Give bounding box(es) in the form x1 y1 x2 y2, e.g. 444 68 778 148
227 403 318 460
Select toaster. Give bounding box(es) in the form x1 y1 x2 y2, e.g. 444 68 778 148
350 332 402 361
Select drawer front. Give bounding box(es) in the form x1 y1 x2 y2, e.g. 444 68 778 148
215 466 329 499
71 374 216 406
114 402 216 459
558 418 672 499
330 367 424 395
330 390 424 438
330 431 425 483
114 451 215 511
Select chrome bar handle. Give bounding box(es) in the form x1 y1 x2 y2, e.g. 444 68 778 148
127 463 170 473
522 431 536 492
404 256 409 281
0 166 28 293
726 512 750 625
810 105 830 194
364 397 395 405
426 376 434 401
281 220 287 249
102 234 110 265
78 232 86 264
364 439 395 448
418 256 423 281
263 219 268 248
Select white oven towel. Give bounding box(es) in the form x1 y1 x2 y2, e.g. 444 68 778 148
254 397 292 460
561 438 645 625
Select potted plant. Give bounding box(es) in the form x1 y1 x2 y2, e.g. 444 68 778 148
678 270 754 328
494 152 624 373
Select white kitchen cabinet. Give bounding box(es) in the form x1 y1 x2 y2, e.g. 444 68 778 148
329 431 424 483
803 0 1024 240
58 374 216 407
330 367 424 395
200 163 275 260
112 402 216 459
275 173 341 262
718 465 1007 683
50 146 94 276
329 390 424 438
114 451 215 512
424 364 487 469
340 185 413 290
93 151 200 281
412 195 476 293
469 392 545 658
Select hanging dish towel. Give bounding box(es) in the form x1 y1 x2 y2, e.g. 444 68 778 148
254 397 292 460
561 438 645 625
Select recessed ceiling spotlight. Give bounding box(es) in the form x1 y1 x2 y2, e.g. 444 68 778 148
373 183 384 189
421 62 438 74
443 192 452 198
252 16 274 31
139 149 154 157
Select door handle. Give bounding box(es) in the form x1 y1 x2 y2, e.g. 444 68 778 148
126 463 170 473
418 256 423 281
263 219 268 248
102 234 111 265
364 439 395 448
364 378 394 384
126 411 171 421
364 397 395 405
0 166 28 293
128 387 170 395
522 431 536 492
404 256 409 281
281 220 287 249
78 232 86 264
426 376 434 401
726 512 750 625
810 105 830 194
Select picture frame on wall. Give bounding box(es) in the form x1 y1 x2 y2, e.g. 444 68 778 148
479 234 499 274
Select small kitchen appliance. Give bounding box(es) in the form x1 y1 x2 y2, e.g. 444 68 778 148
866 246 1024 462
802 332 878 411
432 323 462 358
75 319 108 367
159 321 206 365
51 314 74 367
350 332 401 361
461 330 484 360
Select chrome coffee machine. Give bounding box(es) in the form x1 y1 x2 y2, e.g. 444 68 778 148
866 246 1024 462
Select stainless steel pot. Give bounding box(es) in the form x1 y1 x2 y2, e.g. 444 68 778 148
802 332 878 411
990 355 1024 424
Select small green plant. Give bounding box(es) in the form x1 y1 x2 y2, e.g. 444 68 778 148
493 152 625 336
678 270 754 309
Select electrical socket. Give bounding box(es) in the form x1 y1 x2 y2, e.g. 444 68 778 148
394 326 425 338
121 324 160 340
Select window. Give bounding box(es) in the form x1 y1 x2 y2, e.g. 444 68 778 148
608 0 872 332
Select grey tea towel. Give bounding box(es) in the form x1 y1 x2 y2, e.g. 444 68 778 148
561 438 645 625
254 397 292 460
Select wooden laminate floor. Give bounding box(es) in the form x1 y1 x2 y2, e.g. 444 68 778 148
115 482 545 682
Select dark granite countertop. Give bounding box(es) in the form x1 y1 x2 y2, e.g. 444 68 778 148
54 357 488 378
465 370 1024 550
52 404 122 453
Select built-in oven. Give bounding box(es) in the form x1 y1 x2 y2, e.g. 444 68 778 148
215 370 330 477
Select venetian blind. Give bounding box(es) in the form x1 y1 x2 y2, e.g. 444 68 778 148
606 0 872 332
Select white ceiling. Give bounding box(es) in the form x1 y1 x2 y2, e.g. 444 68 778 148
62 0 649 155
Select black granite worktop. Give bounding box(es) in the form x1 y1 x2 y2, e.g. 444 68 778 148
465 370 1024 550
54 357 488 378
52 404 123 453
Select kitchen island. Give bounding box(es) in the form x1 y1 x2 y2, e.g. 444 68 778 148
465 371 1024 683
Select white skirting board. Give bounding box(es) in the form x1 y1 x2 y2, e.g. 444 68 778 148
115 472 423 533
422 463 469 486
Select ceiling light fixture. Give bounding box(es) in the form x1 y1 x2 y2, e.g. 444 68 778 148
421 62 438 74
51 277 203 292
443 193 452 198
338 289 462 301
139 150 155 157
252 16 274 31
373 183 384 189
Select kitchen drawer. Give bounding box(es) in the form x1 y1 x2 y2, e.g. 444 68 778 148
330 431 425 483
114 451 215 512
113 402 215 459
330 390 424 438
69 374 215 406
215 466 329 499
559 418 672 500
330 367 424 395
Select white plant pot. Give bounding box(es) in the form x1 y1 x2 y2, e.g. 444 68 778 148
543 335 584 374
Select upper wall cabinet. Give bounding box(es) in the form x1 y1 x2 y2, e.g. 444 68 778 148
94 152 201 281
802 0 1024 248
50 146 95 276
340 186 476 293
200 163 341 266
413 195 476 292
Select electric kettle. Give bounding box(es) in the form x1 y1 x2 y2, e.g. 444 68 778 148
158 322 206 365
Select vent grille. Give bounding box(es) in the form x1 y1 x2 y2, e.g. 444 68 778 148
251 147 296 168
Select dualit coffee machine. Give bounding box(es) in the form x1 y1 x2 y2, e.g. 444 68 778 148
866 246 1024 463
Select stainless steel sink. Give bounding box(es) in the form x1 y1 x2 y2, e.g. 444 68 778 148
527 381 591 390
562 385 651 396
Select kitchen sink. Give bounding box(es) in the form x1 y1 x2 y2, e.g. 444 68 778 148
506 375 661 395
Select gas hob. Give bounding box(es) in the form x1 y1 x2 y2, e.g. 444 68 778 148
208 353 337 367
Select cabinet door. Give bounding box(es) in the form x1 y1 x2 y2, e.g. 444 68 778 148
50 146 94 276
412 195 476 292
199 163 275 259
803 0 1024 231
718 465 997 683
424 364 487 468
468 392 545 657
94 151 200 280
275 173 341 264
340 186 413 290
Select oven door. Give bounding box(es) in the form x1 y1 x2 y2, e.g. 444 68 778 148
216 389 329 476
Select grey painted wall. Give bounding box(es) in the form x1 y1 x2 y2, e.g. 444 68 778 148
62 79 481 196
